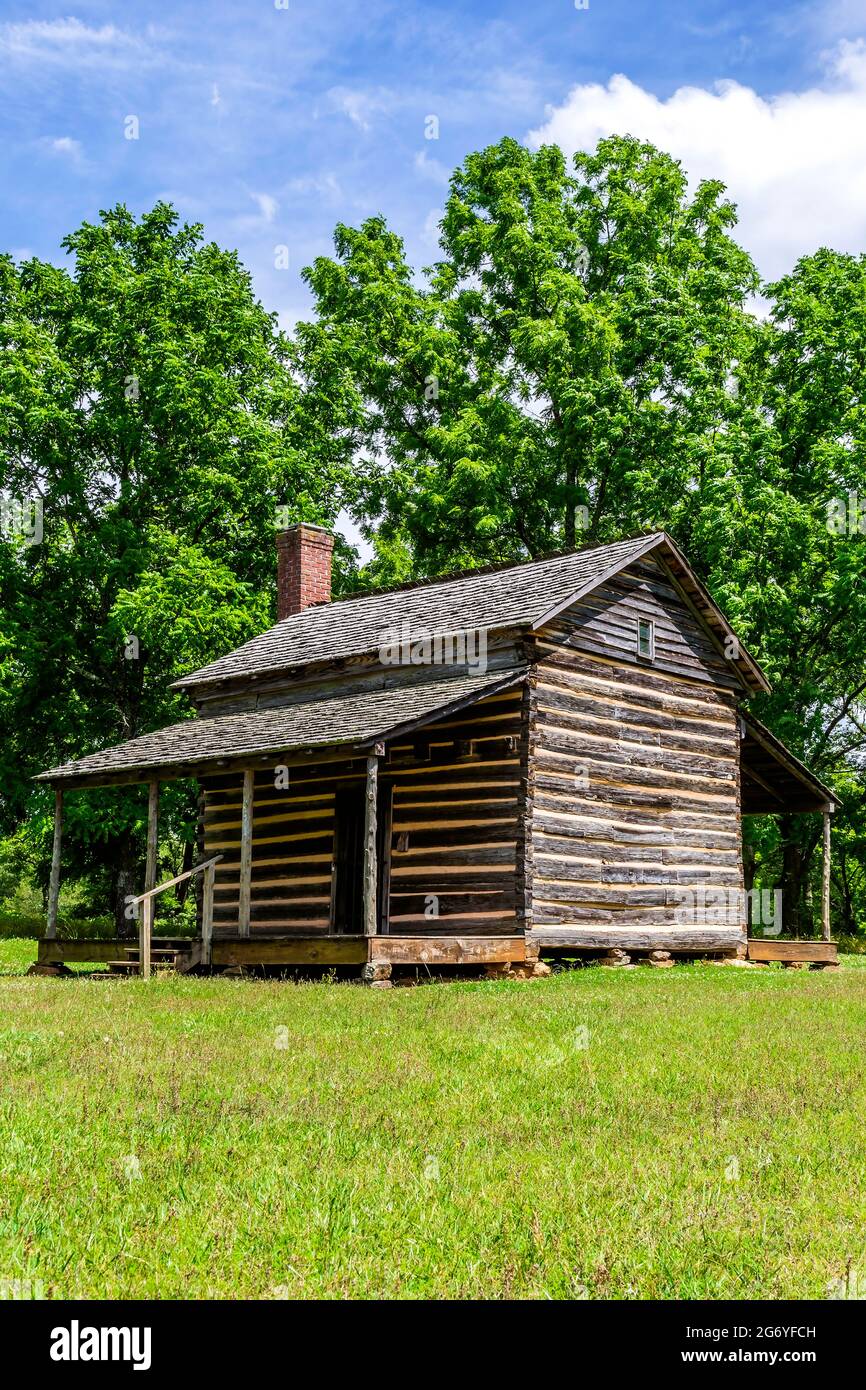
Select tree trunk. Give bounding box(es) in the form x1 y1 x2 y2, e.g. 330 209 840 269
564 456 576 548
838 849 856 936
743 841 756 895
175 838 194 905
742 840 756 931
779 816 810 937
112 829 139 939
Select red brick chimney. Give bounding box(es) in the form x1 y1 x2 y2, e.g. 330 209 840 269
276 524 334 620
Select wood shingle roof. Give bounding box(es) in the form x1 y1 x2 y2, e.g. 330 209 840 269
37 666 527 786
174 533 659 691
36 531 772 787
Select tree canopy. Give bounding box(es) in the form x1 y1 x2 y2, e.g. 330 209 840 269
0 203 348 925
297 135 866 935
299 135 760 570
2 139 865 939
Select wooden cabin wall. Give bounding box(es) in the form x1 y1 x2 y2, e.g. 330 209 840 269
557 555 742 692
200 757 360 935
198 685 527 937
385 685 525 936
528 556 745 944
192 635 527 717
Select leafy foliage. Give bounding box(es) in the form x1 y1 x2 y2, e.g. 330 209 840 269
0 204 348 923
300 135 760 570
298 137 866 935
2 143 865 937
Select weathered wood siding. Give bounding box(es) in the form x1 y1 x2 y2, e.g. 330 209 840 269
385 685 525 935
200 758 358 935
192 636 526 717
199 684 526 937
529 555 745 946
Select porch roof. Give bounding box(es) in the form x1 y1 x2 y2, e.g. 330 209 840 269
36 665 527 789
740 712 835 814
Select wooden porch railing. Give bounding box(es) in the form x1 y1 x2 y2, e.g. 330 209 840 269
128 855 223 979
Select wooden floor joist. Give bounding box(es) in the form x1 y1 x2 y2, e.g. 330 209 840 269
747 938 838 964
369 935 525 966
36 933 529 970
212 936 368 967
38 937 192 965
532 928 745 953
36 932 842 971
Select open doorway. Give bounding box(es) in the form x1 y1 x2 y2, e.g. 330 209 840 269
331 781 392 934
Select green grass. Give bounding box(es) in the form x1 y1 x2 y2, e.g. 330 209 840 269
1 939 864 1300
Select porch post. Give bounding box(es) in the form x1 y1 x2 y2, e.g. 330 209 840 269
238 767 254 937
145 780 159 895
137 781 160 979
821 808 832 942
140 894 152 981
45 788 63 940
202 861 215 966
363 747 382 937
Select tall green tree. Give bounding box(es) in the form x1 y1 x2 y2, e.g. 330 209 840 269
299 135 760 574
721 248 866 930
3 158 864 940
0 203 346 928
298 137 866 936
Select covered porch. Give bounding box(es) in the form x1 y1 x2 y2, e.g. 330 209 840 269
33 666 532 982
739 712 838 966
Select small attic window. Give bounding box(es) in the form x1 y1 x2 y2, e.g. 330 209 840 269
637 618 655 661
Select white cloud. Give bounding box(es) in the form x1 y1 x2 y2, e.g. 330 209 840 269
286 172 342 203
211 83 221 107
528 39 866 281
38 135 84 165
325 86 393 132
250 191 279 223
48 136 82 159
414 150 449 186
0 17 146 68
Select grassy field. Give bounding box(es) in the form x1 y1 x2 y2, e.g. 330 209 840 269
1 940 864 1300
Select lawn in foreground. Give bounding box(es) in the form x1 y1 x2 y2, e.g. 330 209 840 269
1 941 864 1299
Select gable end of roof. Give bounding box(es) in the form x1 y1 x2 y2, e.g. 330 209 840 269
170 531 769 697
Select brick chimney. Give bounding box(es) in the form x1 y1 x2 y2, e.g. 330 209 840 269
276 524 334 620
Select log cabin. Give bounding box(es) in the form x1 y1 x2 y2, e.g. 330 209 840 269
34 525 837 980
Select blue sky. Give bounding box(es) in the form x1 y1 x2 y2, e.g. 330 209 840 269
2 0 866 336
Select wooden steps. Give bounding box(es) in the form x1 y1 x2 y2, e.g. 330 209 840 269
104 943 199 975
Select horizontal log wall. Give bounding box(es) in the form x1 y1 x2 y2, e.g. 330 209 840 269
562 556 742 692
198 686 526 937
194 635 527 717
200 757 361 934
529 556 745 940
385 687 525 935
